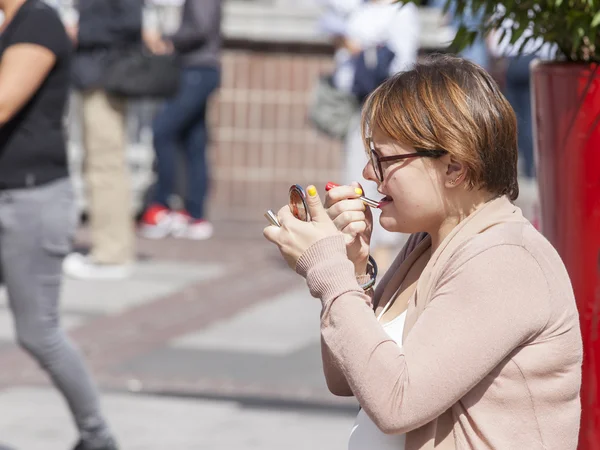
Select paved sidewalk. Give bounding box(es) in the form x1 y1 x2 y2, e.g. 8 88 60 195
0 387 354 450
0 222 357 449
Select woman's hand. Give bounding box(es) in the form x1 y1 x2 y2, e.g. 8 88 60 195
65 24 78 46
143 30 174 55
264 186 341 271
324 182 372 274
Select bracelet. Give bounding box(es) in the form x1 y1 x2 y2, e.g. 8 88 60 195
359 255 378 291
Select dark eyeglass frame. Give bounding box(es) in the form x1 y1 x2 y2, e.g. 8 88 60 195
367 142 448 182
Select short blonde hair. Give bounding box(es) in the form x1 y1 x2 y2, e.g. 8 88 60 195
362 54 519 200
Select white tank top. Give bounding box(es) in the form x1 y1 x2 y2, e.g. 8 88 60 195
348 303 408 450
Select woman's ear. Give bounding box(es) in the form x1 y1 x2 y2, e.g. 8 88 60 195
441 154 465 188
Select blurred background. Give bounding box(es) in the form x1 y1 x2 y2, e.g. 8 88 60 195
0 1 543 449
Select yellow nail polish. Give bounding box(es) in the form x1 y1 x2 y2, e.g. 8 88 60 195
307 186 317 197
355 187 363 196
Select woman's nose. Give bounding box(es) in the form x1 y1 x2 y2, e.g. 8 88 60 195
363 160 377 183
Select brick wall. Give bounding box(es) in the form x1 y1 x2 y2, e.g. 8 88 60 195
207 46 343 223
66 44 343 225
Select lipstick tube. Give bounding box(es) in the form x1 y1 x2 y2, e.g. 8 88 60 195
325 182 381 208
264 209 281 227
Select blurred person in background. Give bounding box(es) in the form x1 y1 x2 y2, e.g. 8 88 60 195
431 0 490 70
0 0 117 448
139 0 222 240
264 55 581 450
319 0 420 271
487 7 556 182
61 0 144 280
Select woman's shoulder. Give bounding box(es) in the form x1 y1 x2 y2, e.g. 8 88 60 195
15 1 70 56
11 1 68 42
452 221 554 262
444 221 579 344
24 0 63 23
446 221 571 295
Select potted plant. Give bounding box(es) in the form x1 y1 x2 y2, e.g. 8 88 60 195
396 1 600 447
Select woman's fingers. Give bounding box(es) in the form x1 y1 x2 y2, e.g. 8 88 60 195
323 184 370 236
263 224 281 244
277 205 294 227
332 210 366 231
341 220 367 238
324 184 363 209
326 198 365 221
264 205 291 243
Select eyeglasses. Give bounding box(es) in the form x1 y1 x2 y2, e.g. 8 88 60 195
367 141 448 182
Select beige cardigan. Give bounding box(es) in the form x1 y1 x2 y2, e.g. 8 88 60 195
296 196 582 449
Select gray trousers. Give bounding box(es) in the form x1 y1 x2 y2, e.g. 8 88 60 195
0 178 109 443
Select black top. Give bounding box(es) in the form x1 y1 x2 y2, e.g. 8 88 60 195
77 0 142 49
170 0 222 68
0 0 72 190
71 0 143 90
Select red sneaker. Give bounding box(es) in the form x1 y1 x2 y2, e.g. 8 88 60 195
139 204 173 239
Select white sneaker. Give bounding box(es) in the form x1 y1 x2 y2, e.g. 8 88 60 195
173 218 214 240
63 253 133 280
139 205 174 240
169 211 193 237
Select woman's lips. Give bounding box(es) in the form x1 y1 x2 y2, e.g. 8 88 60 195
378 195 393 207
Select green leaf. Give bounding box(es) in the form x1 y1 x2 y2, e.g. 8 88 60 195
516 36 533 55
497 27 508 49
571 27 585 54
449 26 478 54
408 0 600 62
509 22 528 46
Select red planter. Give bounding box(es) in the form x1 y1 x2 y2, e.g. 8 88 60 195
532 62 600 450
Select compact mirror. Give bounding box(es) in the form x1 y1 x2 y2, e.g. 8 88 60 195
289 184 310 222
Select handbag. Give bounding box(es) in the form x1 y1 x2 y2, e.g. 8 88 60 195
352 45 395 103
103 49 180 98
102 3 180 99
307 75 360 140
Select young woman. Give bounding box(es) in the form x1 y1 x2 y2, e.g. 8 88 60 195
0 0 117 448
264 55 582 449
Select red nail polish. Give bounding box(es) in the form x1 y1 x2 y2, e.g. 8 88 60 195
324 181 381 208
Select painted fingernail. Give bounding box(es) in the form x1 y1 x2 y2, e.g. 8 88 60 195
307 186 317 197
355 187 363 196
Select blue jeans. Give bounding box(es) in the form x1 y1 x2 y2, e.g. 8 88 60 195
152 66 220 219
504 55 536 179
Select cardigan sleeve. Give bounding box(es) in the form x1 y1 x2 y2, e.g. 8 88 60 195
297 232 428 397
312 244 549 433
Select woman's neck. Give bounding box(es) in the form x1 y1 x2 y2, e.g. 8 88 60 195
429 191 498 253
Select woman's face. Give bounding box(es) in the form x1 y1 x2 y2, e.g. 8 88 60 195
363 127 449 234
